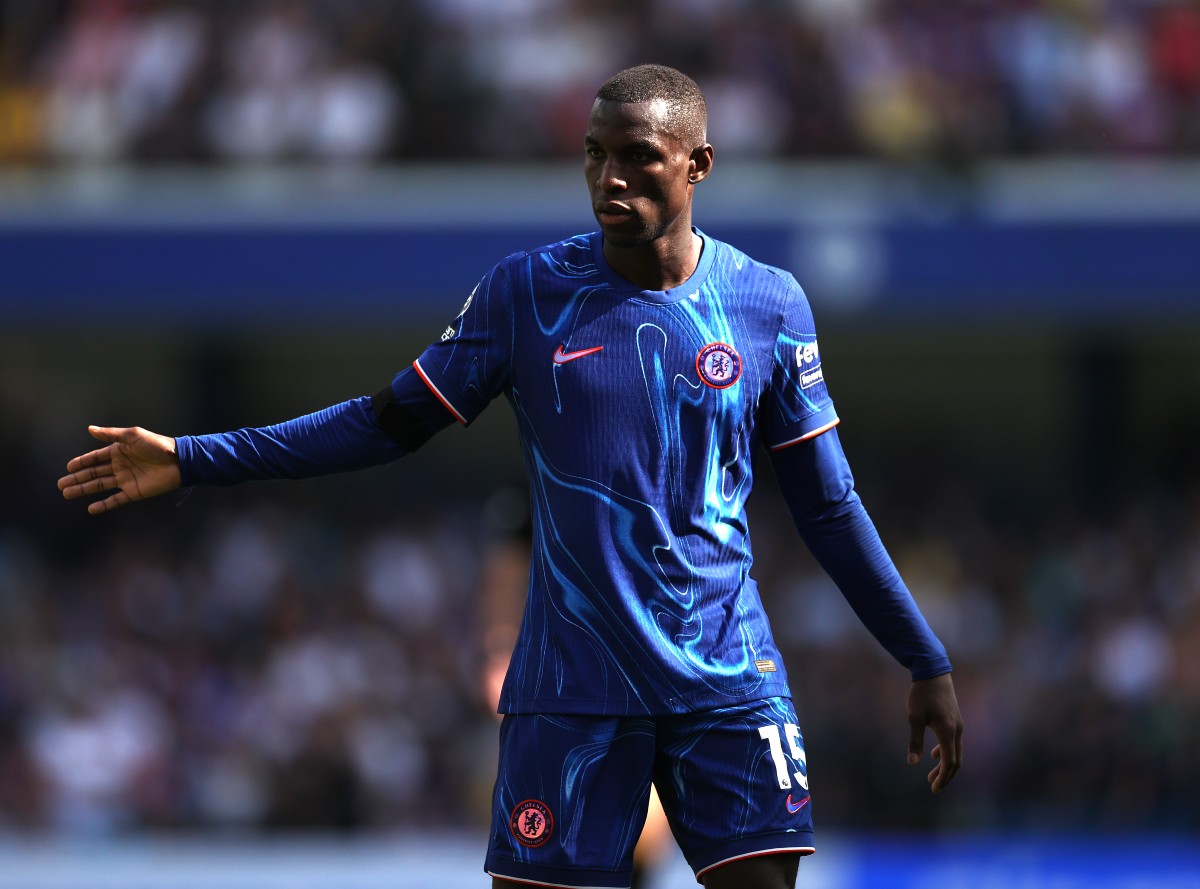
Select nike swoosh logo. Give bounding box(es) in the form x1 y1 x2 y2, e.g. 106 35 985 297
786 794 810 814
553 345 604 365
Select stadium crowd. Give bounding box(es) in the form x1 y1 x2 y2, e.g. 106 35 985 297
2 0 1198 852
1 435 1197 837
1 0 1199 165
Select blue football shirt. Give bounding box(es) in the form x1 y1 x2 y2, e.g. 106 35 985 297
412 230 839 716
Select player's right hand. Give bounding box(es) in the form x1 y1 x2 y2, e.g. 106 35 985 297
58 425 182 515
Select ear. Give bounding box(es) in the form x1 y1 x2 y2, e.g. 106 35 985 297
687 143 714 185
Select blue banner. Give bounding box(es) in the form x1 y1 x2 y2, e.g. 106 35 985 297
3 219 1198 325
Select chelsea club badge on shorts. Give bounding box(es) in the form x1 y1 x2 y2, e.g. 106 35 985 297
696 342 742 389
510 799 554 848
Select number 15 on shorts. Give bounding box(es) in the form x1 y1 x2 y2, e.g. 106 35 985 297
758 723 808 791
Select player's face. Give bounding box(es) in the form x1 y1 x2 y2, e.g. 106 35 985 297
584 98 708 250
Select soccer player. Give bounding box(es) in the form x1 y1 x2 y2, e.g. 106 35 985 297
59 65 963 889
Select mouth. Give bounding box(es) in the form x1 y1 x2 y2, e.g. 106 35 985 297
595 201 635 225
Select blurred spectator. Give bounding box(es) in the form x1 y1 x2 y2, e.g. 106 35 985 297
38 0 142 162
5 0 1200 166
2 445 1198 834
304 52 400 164
2 0 1199 845
203 1 400 163
1151 1 1200 149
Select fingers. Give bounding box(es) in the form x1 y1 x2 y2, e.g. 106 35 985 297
907 719 924 766
60 468 130 513
65 427 142 475
927 744 945 792
87 424 133 443
64 445 115 475
927 723 964 794
59 447 119 500
60 472 119 501
60 428 127 509
59 457 114 489
87 489 131 515
72 427 137 469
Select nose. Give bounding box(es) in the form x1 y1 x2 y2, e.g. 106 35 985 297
594 159 627 195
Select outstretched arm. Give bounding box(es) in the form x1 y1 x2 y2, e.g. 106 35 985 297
769 428 963 792
58 425 182 515
60 367 458 514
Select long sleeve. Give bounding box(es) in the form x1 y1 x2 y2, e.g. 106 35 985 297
175 396 405 486
769 427 951 680
175 366 459 487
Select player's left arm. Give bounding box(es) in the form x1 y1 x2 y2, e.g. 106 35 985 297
769 428 963 793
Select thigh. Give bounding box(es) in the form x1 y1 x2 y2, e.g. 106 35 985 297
485 713 657 888
653 697 815 882
701 852 800 889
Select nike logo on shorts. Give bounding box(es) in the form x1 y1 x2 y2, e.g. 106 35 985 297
786 794 811 814
553 345 604 365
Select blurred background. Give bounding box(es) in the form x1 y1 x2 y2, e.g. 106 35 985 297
2 0 1199 886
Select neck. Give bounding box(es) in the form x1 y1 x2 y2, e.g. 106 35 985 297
603 229 702 291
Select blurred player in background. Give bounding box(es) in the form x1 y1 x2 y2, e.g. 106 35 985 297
60 65 962 889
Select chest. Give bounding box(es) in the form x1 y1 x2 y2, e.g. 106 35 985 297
510 284 776 433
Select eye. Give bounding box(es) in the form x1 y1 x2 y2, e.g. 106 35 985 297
585 146 604 159
628 144 661 164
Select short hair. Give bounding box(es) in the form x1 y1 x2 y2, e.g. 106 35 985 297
596 64 707 149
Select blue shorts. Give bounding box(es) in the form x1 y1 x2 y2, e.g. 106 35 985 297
484 696 815 888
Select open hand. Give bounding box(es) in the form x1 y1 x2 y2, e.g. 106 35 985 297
58 425 181 515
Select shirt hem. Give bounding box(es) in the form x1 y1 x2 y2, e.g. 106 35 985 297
498 682 794 717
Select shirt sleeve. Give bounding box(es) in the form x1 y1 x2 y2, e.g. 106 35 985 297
769 426 952 680
759 277 840 450
174 264 518 487
176 396 407 487
408 260 516 426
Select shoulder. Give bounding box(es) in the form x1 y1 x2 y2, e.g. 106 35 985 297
705 233 804 293
484 232 601 298
701 236 822 352
494 232 597 272
705 235 809 322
